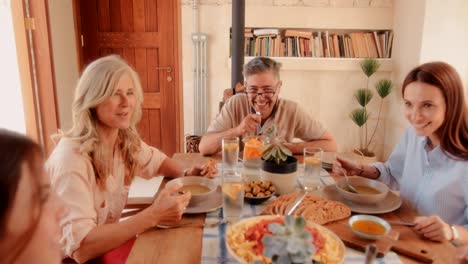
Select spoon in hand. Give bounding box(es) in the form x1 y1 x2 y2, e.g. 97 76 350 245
341 167 359 194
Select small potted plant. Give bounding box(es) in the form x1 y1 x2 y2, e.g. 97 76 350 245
261 215 323 264
260 126 298 195
349 58 393 162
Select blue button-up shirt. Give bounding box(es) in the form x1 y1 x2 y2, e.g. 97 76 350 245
373 128 468 226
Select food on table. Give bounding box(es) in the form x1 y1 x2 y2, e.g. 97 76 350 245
180 184 211 195
342 185 381 195
351 219 386 235
244 180 275 198
226 215 345 264
262 193 351 225
243 137 263 159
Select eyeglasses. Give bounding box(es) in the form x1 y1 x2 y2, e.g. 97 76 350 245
245 83 279 99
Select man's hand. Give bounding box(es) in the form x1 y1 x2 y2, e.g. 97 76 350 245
236 114 261 136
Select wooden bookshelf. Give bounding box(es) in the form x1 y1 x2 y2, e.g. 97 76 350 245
233 28 394 59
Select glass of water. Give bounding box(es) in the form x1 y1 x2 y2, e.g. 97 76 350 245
221 169 244 223
303 147 323 193
222 136 239 170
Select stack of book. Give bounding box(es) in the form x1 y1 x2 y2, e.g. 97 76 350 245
231 28 394 59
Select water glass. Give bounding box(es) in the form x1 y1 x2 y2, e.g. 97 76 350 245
221 169 244 222
222 137 239 170
303 147 323 193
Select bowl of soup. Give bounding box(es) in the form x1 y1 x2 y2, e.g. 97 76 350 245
165 176 217 205
336 176 389 205
349 214 391 240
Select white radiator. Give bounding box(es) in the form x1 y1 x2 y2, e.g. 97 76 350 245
192 0 208 136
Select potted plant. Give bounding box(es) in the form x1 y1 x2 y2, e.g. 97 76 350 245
349 58 393 162
261 215 323 264
260 126 298 195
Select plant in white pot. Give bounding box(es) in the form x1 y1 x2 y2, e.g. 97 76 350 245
349 58 393 162
260 126 298 195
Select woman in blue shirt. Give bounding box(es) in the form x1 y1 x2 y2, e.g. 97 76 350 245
335 61 468 243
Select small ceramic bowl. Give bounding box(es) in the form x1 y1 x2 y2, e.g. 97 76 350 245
349 214 391 240
336 176 389 205
165 176 217 205
244 180 275 205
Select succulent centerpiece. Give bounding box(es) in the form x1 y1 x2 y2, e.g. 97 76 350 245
260 126 298 195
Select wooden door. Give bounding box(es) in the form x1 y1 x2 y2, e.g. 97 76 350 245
77 0 181 156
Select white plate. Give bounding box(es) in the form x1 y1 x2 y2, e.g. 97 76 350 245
322 184 402 214
185 186 222 214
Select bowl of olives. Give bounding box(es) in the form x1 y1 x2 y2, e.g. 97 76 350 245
244 180 276 205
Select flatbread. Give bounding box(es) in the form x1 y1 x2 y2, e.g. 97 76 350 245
262 193 350 225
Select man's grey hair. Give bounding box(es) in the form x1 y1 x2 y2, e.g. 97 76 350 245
243 57 282 81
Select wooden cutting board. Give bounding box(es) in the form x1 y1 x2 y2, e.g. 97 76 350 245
325 220 434 263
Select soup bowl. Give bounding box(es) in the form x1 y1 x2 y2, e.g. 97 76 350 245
165 176 217 205
336 176 389 205
349 214 391 240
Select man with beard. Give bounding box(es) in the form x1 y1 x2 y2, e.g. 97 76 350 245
199 57 337 155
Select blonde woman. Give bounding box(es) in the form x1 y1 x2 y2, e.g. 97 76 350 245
46 55 216 263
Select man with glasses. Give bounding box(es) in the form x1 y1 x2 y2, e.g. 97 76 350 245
199 57 337 155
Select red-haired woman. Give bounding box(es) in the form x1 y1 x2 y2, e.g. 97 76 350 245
335 62 468 243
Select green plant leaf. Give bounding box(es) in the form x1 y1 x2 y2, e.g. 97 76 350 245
354 88 373 107
375 79 393 98
279 144 292 157
360 58 381 77
349 108 369 127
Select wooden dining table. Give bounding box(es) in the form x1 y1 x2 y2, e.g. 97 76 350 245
126 153 458 264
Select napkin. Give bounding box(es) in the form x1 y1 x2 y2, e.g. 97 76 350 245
127 176 163 204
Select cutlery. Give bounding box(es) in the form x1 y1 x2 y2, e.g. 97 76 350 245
286 190 307 215
341 167 359 194
255 111 262 135
364 244 377 264
387 220 416 227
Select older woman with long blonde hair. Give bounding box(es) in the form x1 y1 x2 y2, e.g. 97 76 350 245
46 55 215 263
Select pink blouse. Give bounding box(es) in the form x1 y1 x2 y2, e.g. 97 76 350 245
46 138 167 257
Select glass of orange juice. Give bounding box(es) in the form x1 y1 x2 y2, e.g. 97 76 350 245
303 147 323 193
242 136 263 168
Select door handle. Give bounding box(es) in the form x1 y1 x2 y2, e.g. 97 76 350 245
155 66 172 73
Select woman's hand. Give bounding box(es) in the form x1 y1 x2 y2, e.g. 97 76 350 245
332 157 362 176
455 245 468 263
186 159 218 179
413 215 452 242
146 183 191 226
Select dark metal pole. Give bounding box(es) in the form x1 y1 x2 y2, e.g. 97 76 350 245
231 0 245 94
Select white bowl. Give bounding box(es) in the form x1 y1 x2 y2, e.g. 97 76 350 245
165 176 217 205
336 176 389 205
348 214 391 240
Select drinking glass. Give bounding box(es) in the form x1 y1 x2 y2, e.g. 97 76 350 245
302 147 323 193
222 137 239 170
221 169 244 223
242 135 263 168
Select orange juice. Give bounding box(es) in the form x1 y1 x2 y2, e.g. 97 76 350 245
243 137 263 168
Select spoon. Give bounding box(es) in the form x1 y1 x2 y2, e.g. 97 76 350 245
387 220 416 227
341 167 359 194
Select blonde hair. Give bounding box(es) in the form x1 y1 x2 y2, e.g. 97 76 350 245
59 55 144 189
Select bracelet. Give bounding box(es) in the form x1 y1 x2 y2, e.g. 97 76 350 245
450 225 460 240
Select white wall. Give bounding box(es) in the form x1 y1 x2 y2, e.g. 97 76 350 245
182 0 394 160
0 0 26 133
48 0 80 131
386 0 468 158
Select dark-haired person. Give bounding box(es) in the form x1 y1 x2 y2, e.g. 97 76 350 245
0 129 65 263
334 62 468 243
199 57 337 155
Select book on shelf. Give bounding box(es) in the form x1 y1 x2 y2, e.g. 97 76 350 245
230 27 393 59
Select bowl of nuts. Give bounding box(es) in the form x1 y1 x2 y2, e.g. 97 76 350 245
244 180 276 205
